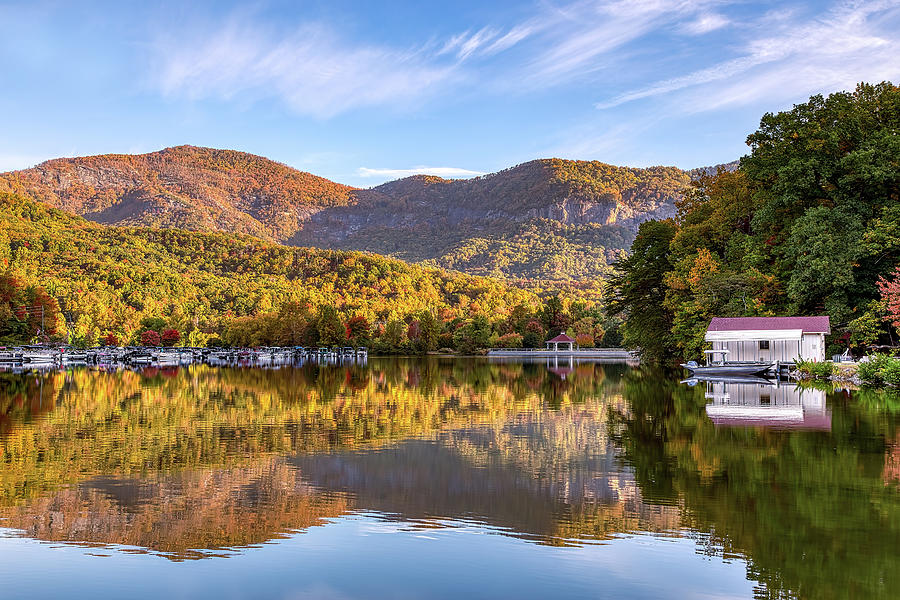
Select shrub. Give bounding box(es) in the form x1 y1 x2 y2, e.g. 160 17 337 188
795 358 833 379
497 333 523 348
161 328 181 347
575 333 594 347
140 329 161 346
857 354 895 384
880 358 900 386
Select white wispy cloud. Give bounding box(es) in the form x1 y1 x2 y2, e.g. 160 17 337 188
150 18 459 118
357 166 485 179
521 0 725 86
482 24 536 55
144 0 900 121
680 12 730 34
147 9 535 118
596 0 900 111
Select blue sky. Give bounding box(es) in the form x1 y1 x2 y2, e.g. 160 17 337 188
1 0 898 186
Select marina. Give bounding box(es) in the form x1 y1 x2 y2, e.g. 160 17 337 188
0 345 369 371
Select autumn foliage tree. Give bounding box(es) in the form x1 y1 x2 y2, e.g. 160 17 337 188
877 266 900 333
161 328 181 347
140 330 162 346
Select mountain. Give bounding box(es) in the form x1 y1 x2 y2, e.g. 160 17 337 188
0 146 354 242
1 147 696 280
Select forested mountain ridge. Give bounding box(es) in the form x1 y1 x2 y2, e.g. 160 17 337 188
0 146 355 242
0 191 548 348
293 159 690 279
1 149 697 280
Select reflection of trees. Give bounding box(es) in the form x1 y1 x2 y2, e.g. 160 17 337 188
0 372 66 436
294 397 680 547
0 360 618 505
0 360 675 556
613 369 900 599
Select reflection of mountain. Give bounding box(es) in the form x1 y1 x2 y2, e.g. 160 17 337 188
0 458 349 560
294 405 679 546
702 381 830 430
2 361 899 599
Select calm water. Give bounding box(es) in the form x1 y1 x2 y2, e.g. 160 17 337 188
0 358 897 599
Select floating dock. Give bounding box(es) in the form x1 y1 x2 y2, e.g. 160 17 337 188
486 348 636 359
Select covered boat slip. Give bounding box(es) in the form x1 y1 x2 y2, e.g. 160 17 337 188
704 316 830 364
707 329 806 363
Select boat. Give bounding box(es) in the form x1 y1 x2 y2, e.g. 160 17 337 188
21 347 58 364
0 349 23 363
681 350 774 377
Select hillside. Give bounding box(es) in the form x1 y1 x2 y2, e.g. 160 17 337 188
607 82 900 362
0 191 539 346
2 149 693 280
0 146 355 242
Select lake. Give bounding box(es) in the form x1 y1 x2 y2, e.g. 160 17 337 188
0 358 897 599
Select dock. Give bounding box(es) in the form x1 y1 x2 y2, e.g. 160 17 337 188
486 348 636 359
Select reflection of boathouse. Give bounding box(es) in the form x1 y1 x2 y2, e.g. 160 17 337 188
703 379 830 430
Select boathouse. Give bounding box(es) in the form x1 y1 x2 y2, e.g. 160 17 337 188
546 333 576 352
705 316 830 363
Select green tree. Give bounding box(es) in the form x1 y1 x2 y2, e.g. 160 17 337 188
416 310 440 353
453 315 492 354
316 305 345 346
606 220 677 363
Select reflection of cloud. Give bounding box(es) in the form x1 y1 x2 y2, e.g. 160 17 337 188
357 166 484 179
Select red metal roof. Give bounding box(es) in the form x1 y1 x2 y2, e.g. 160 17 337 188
707 316 830 334
547 333 576 343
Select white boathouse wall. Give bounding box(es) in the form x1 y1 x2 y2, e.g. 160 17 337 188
706 329 826 362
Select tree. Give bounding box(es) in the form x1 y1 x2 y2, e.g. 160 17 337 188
540 295 571 331
140 330 162 346
606 220 678 363
346 315 370 346
416 310 440 353
161 328 181 347
102 332 119 346
522 320 545 348
453 315 492 354
274 301 316 346
380 318 406 352
878 266 900 334
140 316 167 332
316 305 345 346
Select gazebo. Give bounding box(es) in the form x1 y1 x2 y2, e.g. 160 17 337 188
546 333 576 352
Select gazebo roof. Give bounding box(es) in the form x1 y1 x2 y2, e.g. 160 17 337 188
547 333 576 343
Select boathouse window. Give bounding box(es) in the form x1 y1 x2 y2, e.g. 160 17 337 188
759 341 770 350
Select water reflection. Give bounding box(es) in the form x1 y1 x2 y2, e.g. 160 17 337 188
0 360 898 599
695 377 830 430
